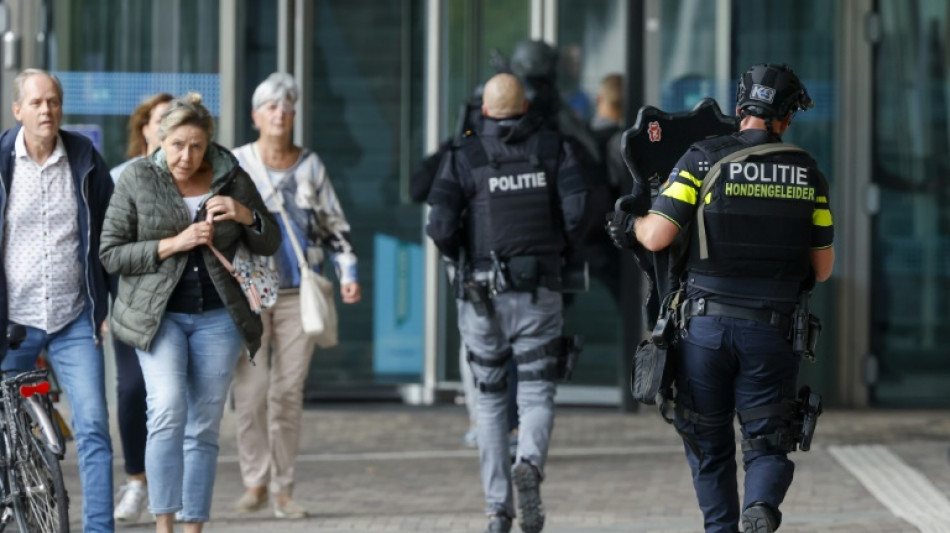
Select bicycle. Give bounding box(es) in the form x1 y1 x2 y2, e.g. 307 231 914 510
0 325 69 532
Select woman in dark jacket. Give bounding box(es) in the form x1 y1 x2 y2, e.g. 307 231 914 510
100 92 280 533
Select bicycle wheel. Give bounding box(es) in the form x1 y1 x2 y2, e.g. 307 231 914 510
12 411 69 533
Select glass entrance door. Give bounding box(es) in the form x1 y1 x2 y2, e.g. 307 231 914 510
869 1 950 406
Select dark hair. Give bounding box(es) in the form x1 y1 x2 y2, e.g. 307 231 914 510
125 93 174 159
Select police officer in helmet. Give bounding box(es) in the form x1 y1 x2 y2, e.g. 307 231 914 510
426 73 589 533
611 63 834 533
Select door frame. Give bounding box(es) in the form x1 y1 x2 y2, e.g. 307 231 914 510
833 0 873 408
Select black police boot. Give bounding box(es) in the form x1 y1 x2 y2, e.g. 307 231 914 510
741 502 779 533
511 462 544 533
483 513 512 533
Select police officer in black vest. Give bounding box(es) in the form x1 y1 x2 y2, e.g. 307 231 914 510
427 73 589 533
611 64 835 533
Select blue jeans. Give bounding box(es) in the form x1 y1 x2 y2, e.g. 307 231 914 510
136 309 243 522
2 307 114 533
674 316 800 533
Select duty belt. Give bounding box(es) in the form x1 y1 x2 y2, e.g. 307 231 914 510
679 298 791 332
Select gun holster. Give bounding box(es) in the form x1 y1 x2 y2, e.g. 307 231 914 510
791 292 822 362
557 335 583 381
797 386 823 452
462 280 494 317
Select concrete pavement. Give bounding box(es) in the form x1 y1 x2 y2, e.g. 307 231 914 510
56 402 950 532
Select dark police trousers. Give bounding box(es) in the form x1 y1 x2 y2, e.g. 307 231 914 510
673 315 800 533
458 287 563 518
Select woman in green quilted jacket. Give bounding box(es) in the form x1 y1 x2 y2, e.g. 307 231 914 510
100 92 281 533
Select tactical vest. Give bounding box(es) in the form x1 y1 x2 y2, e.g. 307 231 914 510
459 130 565 264
686 135 818 298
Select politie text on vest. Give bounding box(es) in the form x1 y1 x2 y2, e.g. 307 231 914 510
727 162 808 185
488 171 547 193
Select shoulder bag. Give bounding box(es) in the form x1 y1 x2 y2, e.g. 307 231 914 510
206 212 280 314
277 207 338 349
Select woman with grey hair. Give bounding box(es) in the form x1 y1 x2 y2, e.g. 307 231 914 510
101 92 281 533
230 72 360 519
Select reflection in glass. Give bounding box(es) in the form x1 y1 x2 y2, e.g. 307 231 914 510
870 0 950 406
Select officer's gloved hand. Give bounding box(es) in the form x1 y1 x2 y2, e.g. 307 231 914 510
630 176 653 216
605 211 638 250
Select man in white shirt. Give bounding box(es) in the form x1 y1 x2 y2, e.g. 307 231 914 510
0 68 115 532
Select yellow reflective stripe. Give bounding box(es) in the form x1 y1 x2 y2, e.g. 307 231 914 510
679 170 702 188
816 195 827 203
813 208 833 227
661 182 697 205
705 192 712 204
647 210 682 230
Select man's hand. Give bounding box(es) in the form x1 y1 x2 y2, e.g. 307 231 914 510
606 211 638 250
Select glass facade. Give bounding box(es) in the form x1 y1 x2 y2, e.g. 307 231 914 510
556 0 628 388
870 0 950 406
50 0 220 168
9 0 942 407
301 0 427 391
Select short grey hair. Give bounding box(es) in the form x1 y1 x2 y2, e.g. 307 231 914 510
12 69 64 104
157 92 215 141
251 72 299 110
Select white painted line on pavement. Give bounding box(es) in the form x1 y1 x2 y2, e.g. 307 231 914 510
828 445 950 533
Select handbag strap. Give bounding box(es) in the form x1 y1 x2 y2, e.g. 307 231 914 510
201 211 240 277
276 207 309 272
238 144 313 274
207 243 236 275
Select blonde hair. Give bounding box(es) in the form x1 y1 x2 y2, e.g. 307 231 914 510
597 73 623 113
157 92 215 141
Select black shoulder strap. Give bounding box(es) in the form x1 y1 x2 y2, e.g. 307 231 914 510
695 143 807 259
459 135 490 170
692 135 748 164
536 129 561 166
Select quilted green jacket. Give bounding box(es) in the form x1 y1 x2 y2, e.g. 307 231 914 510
100 143 281 354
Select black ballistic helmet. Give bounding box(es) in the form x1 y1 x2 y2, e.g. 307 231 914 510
736 63 814 119
509 40 558 82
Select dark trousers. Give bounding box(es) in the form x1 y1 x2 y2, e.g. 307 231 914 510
673 316 800 533
114 337 147 476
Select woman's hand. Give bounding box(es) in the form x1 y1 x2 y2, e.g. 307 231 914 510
158 221 214 260
205 195 254 226
341 282 361 304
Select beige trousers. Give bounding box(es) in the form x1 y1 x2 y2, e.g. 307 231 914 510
232 291 315 495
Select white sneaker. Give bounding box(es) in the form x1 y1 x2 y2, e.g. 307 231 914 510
114 479 148 523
